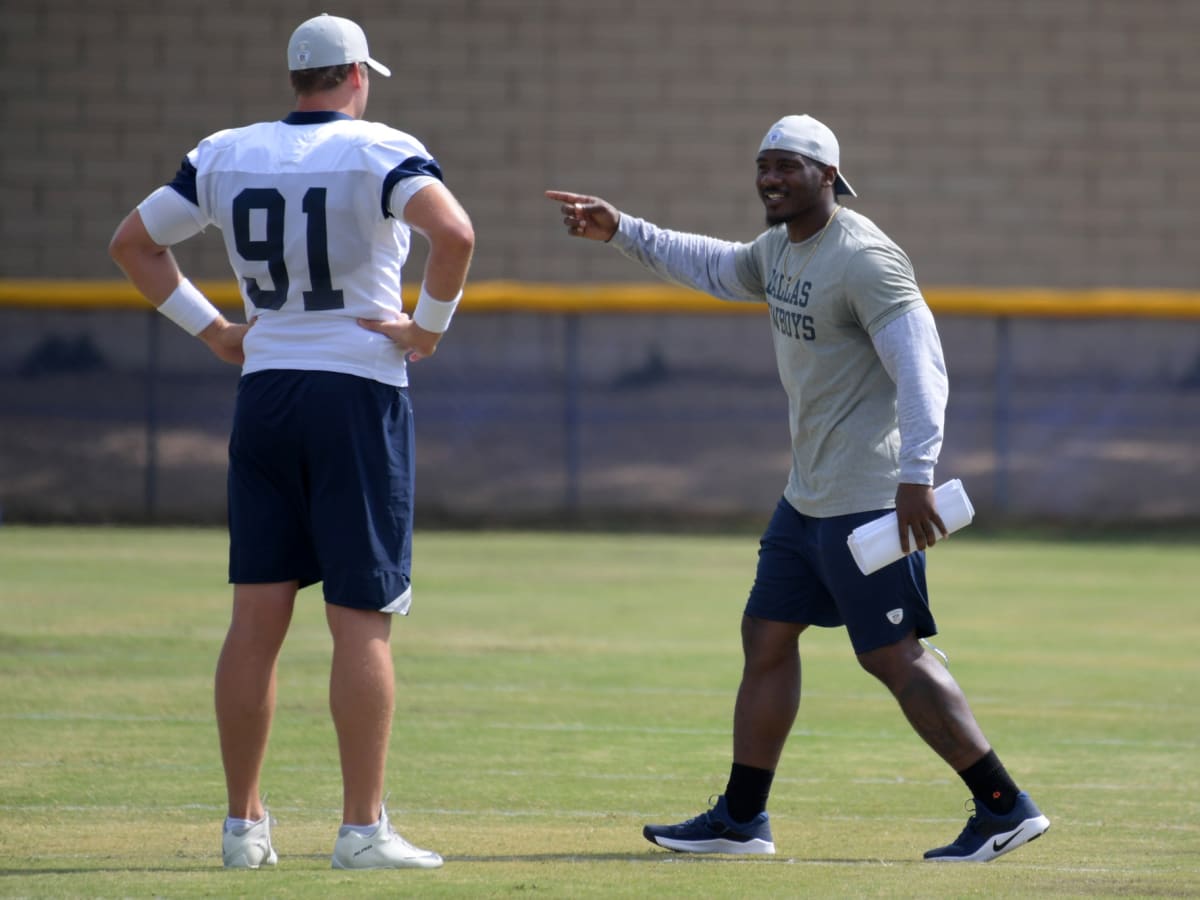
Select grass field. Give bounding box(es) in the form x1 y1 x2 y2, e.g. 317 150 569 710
1 526 1197 898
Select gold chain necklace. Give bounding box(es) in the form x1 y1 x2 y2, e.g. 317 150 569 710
786 204 841 278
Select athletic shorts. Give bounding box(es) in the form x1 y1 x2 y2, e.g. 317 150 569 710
745 497 936 654
227 370 415 613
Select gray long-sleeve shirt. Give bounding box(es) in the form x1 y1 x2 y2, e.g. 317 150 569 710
610 206 947 517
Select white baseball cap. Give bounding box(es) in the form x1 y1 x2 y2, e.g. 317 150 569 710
759 115 856 197
287 14 391 77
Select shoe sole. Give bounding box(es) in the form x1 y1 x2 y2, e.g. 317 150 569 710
223 850 278 869
331 854 444 869
925 814 1050 863
645 832 776 855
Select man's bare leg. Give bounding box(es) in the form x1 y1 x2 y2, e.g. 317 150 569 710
732 616 807 769
326 603 395 826
856 633 989 770
214 581 297 820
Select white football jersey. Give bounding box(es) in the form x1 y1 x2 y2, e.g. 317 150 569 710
155 111 443 386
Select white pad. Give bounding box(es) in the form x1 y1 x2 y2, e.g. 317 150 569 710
846 479 975 575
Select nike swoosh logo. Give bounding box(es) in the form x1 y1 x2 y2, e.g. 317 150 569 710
992 828 1024 852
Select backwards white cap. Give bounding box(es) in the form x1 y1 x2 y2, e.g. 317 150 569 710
759 115 856 197
287 14 391 77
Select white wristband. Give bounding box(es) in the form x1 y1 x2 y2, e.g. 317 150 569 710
158 279 221 335
412 285 461 334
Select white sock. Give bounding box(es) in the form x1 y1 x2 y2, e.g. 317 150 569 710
343 815 381 833
224 816 258 833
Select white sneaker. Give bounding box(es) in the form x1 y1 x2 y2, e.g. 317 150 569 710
331 804 443 869
222 811 278 869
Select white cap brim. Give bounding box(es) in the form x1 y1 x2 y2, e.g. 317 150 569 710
761 114 856 197
365 57 391 77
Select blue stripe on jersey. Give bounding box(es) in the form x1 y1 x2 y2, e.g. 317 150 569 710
282 110 354 125
167 156 199 205
382 156 444 219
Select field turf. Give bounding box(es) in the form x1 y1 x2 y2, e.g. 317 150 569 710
0 526 1197 897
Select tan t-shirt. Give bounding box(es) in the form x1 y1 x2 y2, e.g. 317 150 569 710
732 208 926 515
612 206 939 517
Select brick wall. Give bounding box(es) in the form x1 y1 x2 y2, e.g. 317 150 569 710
3 0 1197 289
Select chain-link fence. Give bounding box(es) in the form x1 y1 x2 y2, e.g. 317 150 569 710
3 291 1197 527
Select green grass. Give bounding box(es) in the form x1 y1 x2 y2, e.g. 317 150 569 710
1 526 1197 897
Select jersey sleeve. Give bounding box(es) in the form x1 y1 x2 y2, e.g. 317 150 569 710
843 244 926 335
137 153 212 245
137 185 208 246
388 174 443 220
359 129 445 220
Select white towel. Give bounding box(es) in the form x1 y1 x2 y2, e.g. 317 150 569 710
846 479 975 575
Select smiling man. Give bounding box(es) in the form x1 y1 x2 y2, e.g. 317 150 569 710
545 114 1049 863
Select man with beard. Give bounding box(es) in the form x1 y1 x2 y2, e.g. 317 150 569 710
545 114 1048 863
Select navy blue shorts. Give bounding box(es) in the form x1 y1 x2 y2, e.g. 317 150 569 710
227 370 415 612
745 497 937 654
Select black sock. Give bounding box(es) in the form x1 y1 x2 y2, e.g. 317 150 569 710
958 749 1019 816
724 762 774 823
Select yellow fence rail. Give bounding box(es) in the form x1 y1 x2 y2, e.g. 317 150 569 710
1 279 1198 319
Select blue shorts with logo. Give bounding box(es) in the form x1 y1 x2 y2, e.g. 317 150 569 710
745 497 937 654
227 370 415 612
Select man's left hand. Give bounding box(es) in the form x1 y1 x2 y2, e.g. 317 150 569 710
358 315 441 361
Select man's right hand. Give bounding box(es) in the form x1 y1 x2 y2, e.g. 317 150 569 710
545 190 620 242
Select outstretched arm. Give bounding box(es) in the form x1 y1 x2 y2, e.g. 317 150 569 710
544 189 760 303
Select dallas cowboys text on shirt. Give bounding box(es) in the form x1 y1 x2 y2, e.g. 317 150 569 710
766 269 815 341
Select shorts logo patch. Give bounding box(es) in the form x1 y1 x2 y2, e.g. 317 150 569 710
886 608 904 625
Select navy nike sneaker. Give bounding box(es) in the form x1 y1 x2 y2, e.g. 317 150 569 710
924 791 1050 862
643 795 775 855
